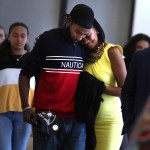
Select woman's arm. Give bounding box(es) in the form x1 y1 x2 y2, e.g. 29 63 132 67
104 46 127 97
104 86 122 97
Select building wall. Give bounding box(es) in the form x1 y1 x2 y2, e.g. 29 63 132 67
0 0 61 49
66 0 132 46
0 0 132 49
131 0 150 36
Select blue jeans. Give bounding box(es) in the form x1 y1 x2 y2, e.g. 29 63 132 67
0 112 31 150
33 118 86 150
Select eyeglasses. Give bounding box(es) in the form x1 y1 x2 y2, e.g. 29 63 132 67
84 32 91 38
84 32 91 39
74 30 91 39
82 32 91 42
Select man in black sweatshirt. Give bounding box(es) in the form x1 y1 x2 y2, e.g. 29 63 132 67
19 4 95 150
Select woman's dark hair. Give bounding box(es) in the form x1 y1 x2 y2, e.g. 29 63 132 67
8 22 29 36
93 18 105 43
124 33 150 69
0 22 30 61
0 25 7 39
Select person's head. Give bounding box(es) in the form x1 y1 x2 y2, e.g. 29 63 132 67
0 25 6 44
80 19 105 63
135 38 150 51
8 22 29 52
124 33 150 52
0 22 30 61
81 18 105 50
65 4 95 42
124 33 150 68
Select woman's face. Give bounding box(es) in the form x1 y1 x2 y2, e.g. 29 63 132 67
8 26 28 51
0 28 6 44
82 27 99 49
136 40 150 51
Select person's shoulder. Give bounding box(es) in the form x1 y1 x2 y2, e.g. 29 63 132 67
105 42 123 54
19 52 30 63
35 27 62 44
41 28 61 37
130 48 150 64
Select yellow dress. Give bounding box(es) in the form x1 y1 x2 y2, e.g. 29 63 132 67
84 43 123 150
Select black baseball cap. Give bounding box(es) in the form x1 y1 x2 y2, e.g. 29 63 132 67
70 4 94 29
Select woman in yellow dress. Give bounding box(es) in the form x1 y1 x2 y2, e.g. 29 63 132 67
81 19 127 150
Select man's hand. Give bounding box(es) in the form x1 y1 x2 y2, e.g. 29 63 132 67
23 107 37 124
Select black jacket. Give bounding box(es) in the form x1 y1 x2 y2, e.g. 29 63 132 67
121 48 150 135
75 71 105 150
